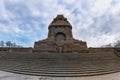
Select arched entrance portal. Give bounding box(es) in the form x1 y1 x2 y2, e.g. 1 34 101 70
55 32 66 41
55 32 66 53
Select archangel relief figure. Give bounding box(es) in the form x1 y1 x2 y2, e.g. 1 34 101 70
56 40 65 54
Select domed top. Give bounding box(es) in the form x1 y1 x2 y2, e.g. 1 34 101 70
49 14 72 27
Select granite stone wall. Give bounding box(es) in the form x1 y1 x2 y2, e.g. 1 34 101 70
0 47 118 53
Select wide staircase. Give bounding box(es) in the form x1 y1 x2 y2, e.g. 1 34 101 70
0 52 120 77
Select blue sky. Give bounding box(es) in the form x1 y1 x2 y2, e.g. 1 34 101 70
0 0 120 47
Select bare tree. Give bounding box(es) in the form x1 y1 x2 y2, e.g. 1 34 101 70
0 41 23 48
114 40 120 47
6 41 12 47
0 41 4 47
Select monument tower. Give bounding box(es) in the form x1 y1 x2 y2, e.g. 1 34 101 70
34 15 88 53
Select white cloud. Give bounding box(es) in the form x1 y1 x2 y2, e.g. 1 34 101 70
0 0 120 47
0 0 9 20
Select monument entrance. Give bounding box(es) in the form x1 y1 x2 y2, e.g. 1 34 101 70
55 32 66 41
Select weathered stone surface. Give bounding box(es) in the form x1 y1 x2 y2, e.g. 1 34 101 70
1 71 120 80
34 15 88 53
0 52 120 77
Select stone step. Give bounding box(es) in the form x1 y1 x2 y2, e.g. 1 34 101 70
0 64 118 73
0 52 120 77
2 67 119 77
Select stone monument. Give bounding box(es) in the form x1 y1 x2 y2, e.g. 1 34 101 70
0 14 120 78
34 15 88 53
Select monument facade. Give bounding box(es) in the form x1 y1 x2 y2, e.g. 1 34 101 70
34 15 87 53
